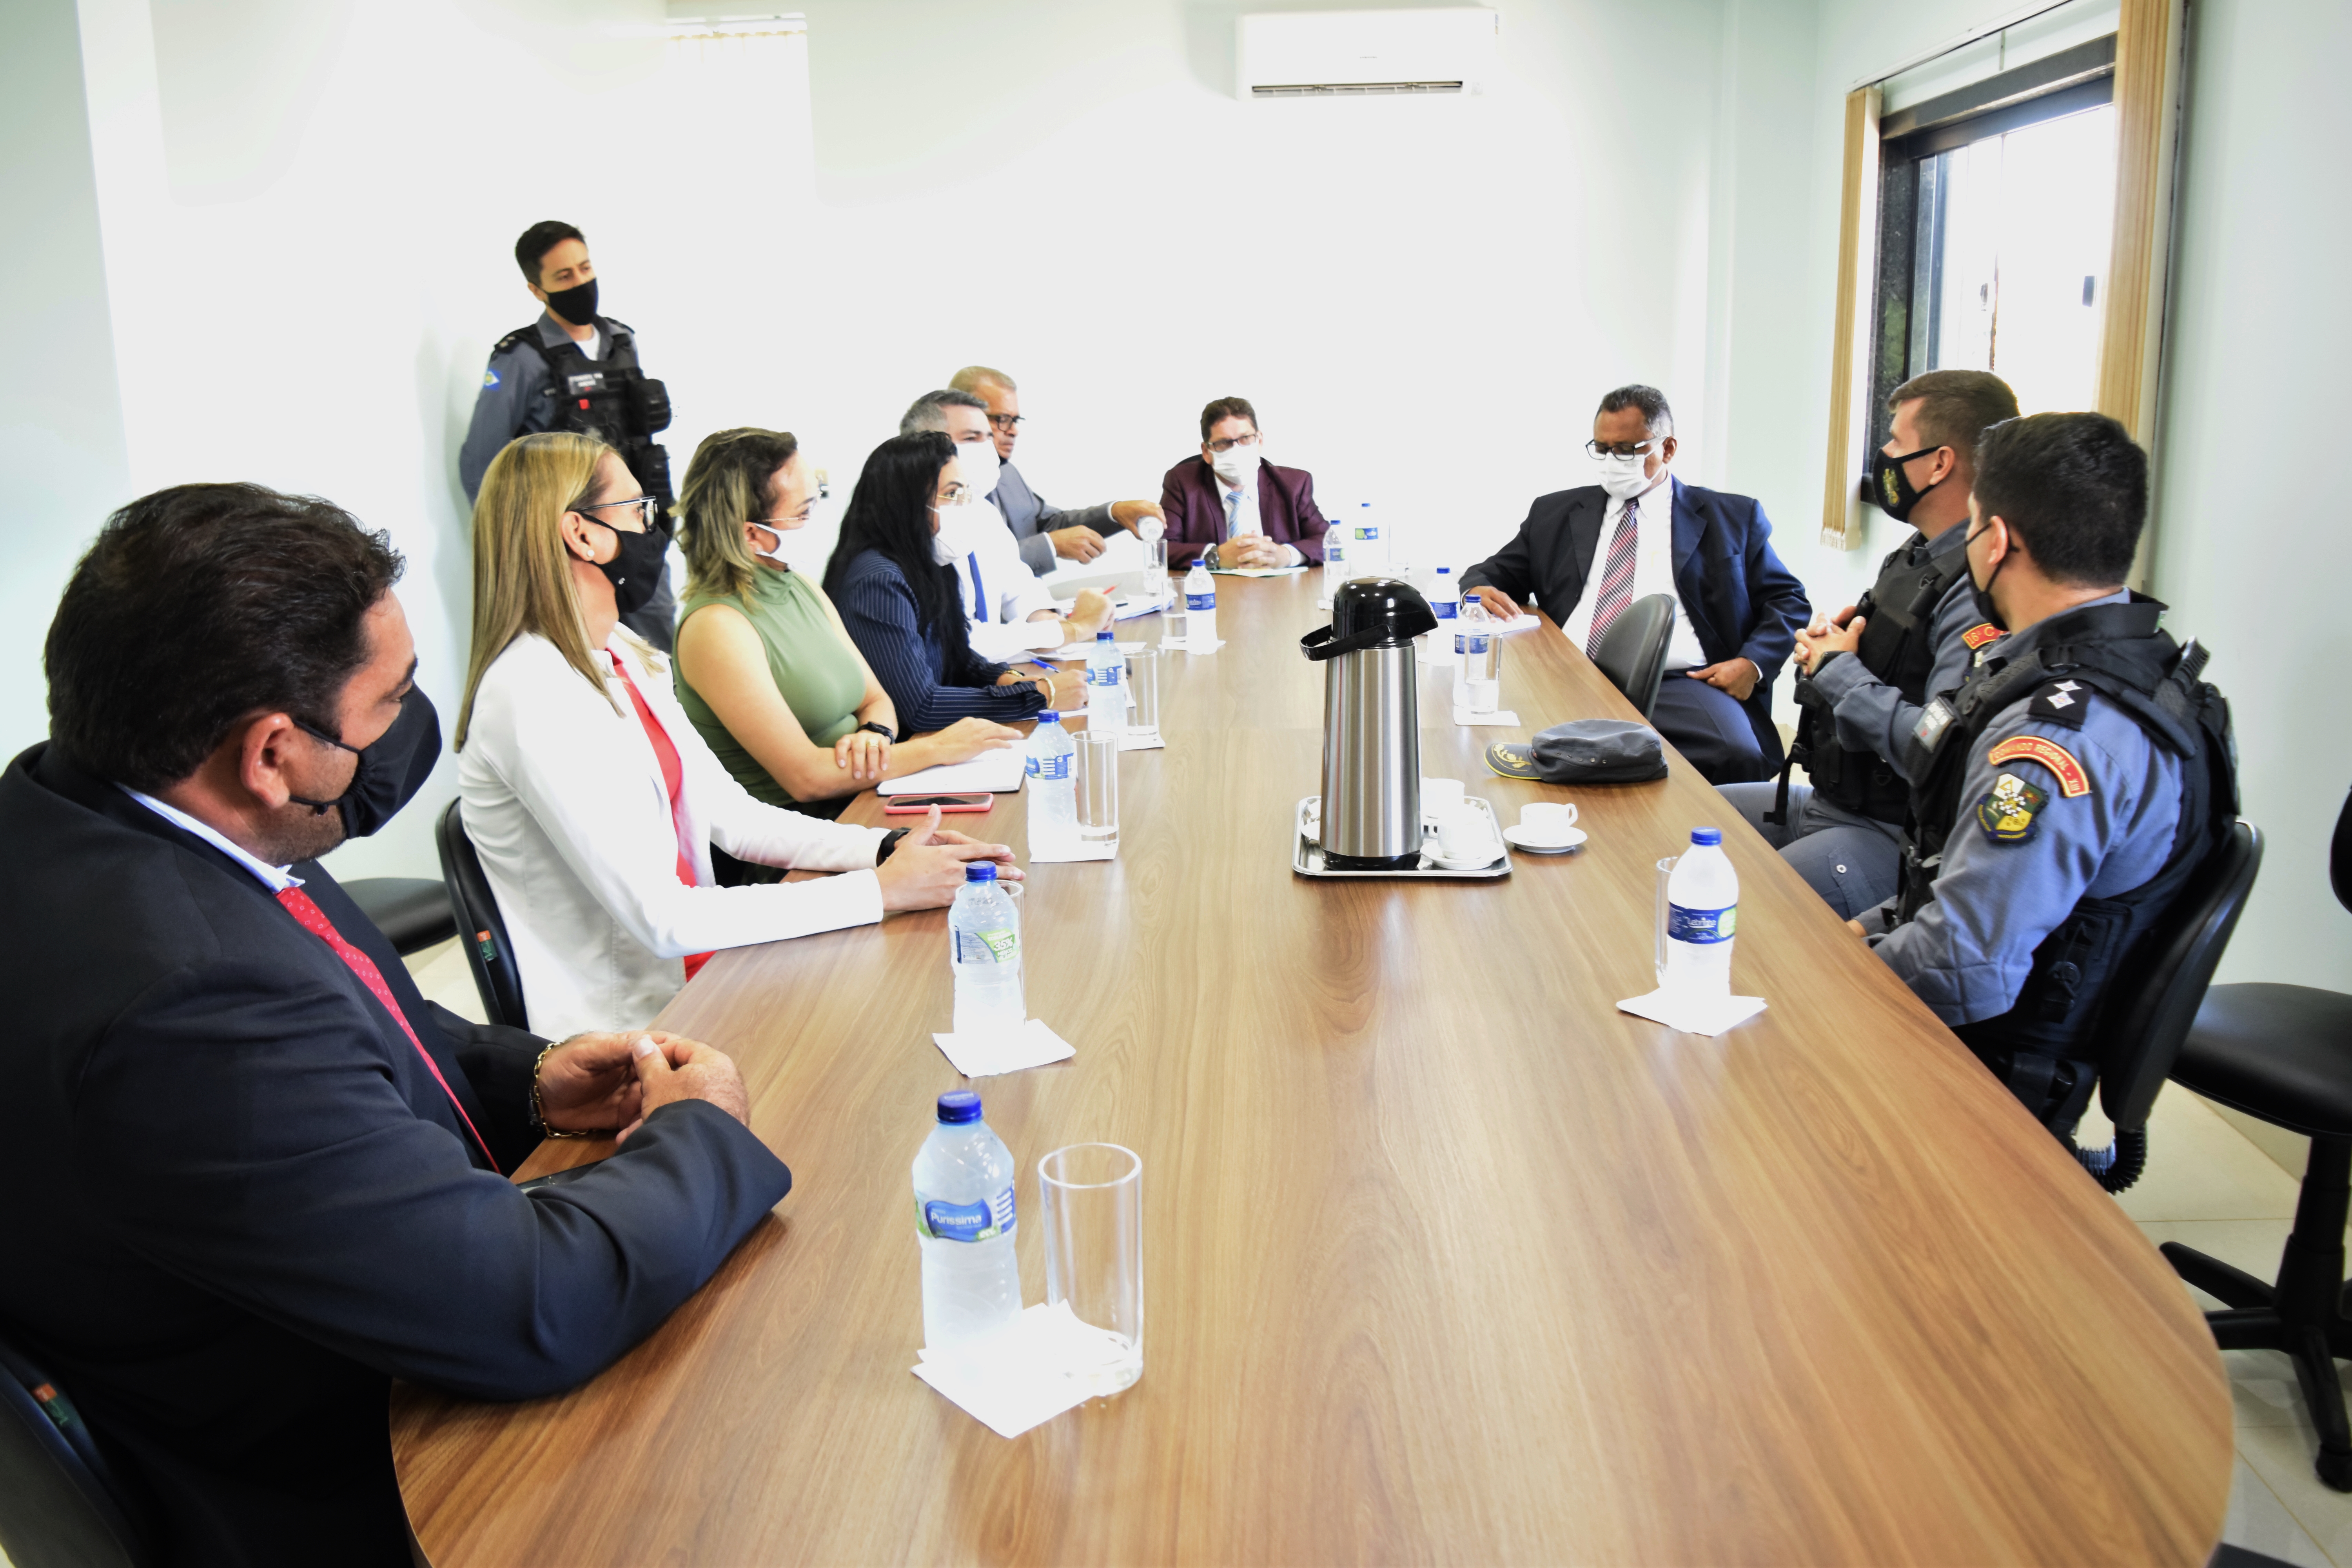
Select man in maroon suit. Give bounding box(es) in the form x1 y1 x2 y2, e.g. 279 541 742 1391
1158 396 1329 569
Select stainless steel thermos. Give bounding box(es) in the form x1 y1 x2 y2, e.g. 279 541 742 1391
1301 578 1438 870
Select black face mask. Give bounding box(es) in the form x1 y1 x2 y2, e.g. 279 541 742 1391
588 512 673 617
543 277 598 328
291 688 442 838
1868 444 1945 523
1964 522 2007 630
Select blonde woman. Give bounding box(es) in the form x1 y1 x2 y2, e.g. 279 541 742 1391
456 431 1016 1037
670 428 1018 853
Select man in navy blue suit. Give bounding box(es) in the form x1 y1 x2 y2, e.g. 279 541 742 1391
0 484 791 1564
1462 385 1811 783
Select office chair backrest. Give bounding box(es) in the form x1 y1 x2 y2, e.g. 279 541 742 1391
1589 593 1677 719
0 1331 150 1568
434 799 528 1031
2331 784 2350 915
2097 820 2263 1131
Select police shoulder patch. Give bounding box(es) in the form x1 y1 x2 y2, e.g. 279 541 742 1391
2026 679 2091 729
481 366 501 388
1986 733 2092 796
1976 772 2048 843
1961 622 2002 650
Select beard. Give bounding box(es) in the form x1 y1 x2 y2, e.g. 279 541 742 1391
252 801 349 868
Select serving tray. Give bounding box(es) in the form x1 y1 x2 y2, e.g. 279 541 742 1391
1292 795 1512 880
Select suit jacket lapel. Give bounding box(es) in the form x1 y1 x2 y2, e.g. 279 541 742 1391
1668 477 1703 575
1567 492 1606 588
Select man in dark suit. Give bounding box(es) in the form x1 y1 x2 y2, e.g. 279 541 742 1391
0 483 790 1564
1462 385 1810 783
947 365 1165 572
1159 395 1329 571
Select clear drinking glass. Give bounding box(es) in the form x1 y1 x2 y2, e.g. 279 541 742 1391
1077 731 1120 846
1655 855 1678 985
1144 539 1169 603
1038 1143 1143 1396
1126 647 1161 742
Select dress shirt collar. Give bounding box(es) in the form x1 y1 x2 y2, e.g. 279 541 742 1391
120 786 303 892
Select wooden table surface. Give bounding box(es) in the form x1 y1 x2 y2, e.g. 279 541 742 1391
393 573 2230 1566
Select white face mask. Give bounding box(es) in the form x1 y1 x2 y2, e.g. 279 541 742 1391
1209 443 1258 486
748 524 791 568
952 437 1002 501
929 508 961 565
1597 451 1661 500
931 499 1001 563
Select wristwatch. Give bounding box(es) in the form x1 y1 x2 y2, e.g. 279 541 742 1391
858 720 897 743
875 828 910 864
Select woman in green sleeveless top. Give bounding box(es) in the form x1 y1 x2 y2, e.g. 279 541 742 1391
672 430 1020 866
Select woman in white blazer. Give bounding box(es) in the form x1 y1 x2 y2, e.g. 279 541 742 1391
456 432 1016 1038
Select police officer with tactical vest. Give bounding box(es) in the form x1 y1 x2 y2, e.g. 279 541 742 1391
1718 370 2019 918
1853 411 2238 1134
458 220 679 649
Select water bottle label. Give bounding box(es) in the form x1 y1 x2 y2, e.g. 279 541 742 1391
918 1183 1016 1243
1354 526 1379 541
1467 634 1491 655
953 926 1019 963
1086 664 1122 687
1026 754 1070 780
1187 592 1216 610
1454 632 1467 655
1667 904 1738 944
1435 601 1457 619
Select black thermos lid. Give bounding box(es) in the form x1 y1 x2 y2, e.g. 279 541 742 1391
1330 577 1439 647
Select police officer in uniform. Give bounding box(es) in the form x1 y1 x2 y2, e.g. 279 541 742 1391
458 220 679 649
1718 370 2018 916
1856 412 2238 1133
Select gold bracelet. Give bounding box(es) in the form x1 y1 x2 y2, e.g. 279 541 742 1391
531 1042 593 1139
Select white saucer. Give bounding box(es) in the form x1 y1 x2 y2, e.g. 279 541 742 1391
1504 824 1586 854
1427 842 1505 871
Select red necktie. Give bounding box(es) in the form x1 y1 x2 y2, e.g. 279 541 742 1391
275 885 501 1173
606 652 714 982
1588 493 1641 647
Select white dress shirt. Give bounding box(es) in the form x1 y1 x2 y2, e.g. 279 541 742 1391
122 788 300 892
458 629 890 1038
1562 474 1708 670
1216 464 1302 565
958 502 1065 661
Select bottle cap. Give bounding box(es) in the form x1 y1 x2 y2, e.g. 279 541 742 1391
1436 565 1451 575
1097 628 1115 640
1690 826 1723 846
1038 710 1062 724
965 862 998 882
936 1090 983 1124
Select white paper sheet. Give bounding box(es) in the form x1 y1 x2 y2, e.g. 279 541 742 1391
1452 708 1522 727
930 1017 1077 1077
1116 732 1165 752
1614 989 1768 1037
1209 564 1307 577
911 1302 1135 1439
1494 613 1543 636
876 749 1028 795
1028 837 1118 862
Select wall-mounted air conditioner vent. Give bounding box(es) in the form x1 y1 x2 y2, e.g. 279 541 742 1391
1236 9 1499 101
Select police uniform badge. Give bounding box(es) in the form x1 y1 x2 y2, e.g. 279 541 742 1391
481 366 501 388
1976 772 2047 843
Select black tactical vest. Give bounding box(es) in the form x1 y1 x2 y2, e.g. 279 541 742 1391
1786 532 1973 824
1893 595 2238 1127
499 319 675 506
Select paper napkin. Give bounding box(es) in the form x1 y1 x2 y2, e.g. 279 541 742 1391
1029 836 1118 862
931 1018 1077 1078
1453 708 1522 726
912 1302 1137 1439
1615 990 1769 1036
1117 732 1166 752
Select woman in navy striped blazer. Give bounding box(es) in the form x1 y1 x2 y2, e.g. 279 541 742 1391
823 433 1079 734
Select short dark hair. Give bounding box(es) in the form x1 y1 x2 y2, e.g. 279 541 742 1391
1889 369 2019 468
514 220 584 285
1597 384 1673 436
1971 413 2147 587
900 388 989 436
46 484 404 791
823 432 973 664
1200 397 1258 441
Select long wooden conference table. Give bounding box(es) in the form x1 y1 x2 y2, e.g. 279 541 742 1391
393 573 2230 1565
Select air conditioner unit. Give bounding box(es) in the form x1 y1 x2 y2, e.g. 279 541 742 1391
1237 8 1499 100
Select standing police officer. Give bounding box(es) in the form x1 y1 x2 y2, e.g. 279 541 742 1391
459 220 679 649
1718 370 2018 916
1855 412 2238 1133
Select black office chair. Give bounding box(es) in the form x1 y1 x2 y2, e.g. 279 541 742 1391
341 877 459 957
2161 786 2352 1490
434 799 528 1031
2056 819 2265 1192
0 1330 151 1568
1587 593 1677 719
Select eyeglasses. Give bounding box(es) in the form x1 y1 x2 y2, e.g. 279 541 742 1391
1205 432 1261 454
576 494 661 532
1585 438 1666 461
987 413 1025 432
749 506 814 529
936 482 972 507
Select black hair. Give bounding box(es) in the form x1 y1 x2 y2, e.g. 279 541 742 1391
1199 396 1258 441
45 483 405 791
1597 384 1673 436
1971 412 2148 586
514 220 585 285
823 433 973 663
1889 369 2020 466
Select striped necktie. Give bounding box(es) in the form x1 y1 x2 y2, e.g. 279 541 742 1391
1224 488 1241 540
1588 493 1642 646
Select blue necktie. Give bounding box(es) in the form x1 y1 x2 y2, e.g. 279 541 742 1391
1224 488 1240 541
967 552 985 620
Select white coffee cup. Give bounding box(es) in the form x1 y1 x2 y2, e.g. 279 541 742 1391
1518 801 1579 844
1421 777 1465 818
1435 805 1499 862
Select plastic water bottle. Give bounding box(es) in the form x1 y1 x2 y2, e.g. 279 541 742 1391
1085 627 1125 736
1185 557 1217 646
1458 597 1499 713
912 1090 1023 1352
1351 502 1383 576
1664 827 1739 999
1453 593 1486 707
948 862 1024 1034
1025 711 1076 854
1424 564 1458 664
1320 512 1348 607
